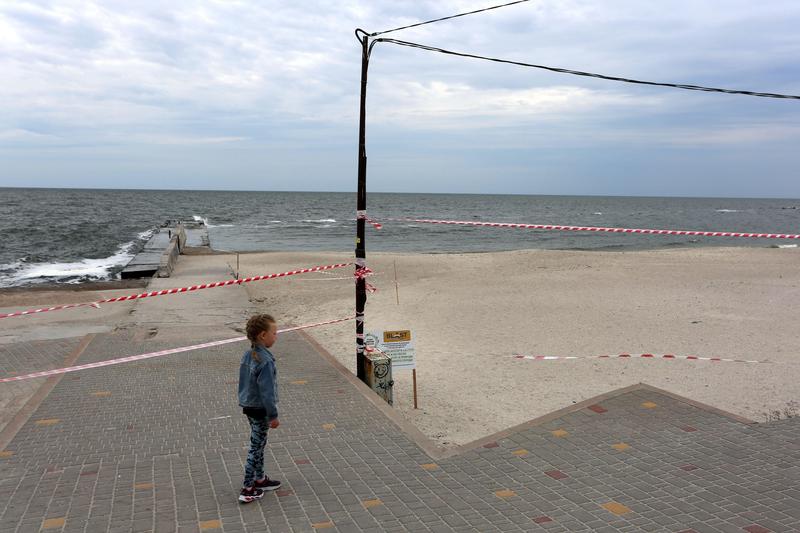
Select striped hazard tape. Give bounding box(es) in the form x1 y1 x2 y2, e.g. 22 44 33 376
513 353 772 364
388 217 800 240
0 262 352 320
357 210 383 230
0 316 354 383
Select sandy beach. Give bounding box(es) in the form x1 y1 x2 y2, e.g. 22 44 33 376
2 247 798 448
238 246 800 446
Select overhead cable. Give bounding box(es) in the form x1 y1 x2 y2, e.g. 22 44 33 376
374 38 800 100
371 0 531 37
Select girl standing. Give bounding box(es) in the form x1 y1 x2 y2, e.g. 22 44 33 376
238 314 282 503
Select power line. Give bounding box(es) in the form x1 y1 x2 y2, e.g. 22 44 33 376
371 0 531 37
374 38 800 100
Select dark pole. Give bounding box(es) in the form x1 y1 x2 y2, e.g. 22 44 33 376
355 31 369 382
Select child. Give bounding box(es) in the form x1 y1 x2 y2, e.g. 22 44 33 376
238 314 282 503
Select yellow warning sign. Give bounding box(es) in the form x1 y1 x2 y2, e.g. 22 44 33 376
383 330 411 343
366 329 416 369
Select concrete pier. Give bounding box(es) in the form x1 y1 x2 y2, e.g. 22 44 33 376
120 220 209 279
184 222 209 248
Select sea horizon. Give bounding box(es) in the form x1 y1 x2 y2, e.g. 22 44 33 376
2 186 799 202
1 188 799 288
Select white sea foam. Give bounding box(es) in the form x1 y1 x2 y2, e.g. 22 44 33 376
0 257 27 272
194 215 221 228
776 244 798 249
192 215 234 228
593 212 603 215
715 209 739 213
0 254 128 286
0 233 150 288
301 218 337 223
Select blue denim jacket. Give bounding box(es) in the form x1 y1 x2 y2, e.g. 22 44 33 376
238 345 279 420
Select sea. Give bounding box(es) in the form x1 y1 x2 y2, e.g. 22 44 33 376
1 187 799 288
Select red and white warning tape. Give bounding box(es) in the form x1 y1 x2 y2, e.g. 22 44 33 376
513 353 771 364
0 316 354 383
355 266 378 293
390 218 800 240
0 262 352 320
296 273 383 281
357 210 383 230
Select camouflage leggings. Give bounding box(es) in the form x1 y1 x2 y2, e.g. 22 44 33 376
243 415 269 488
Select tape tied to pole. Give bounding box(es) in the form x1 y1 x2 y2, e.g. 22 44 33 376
354 266 378 293
356 210 383 230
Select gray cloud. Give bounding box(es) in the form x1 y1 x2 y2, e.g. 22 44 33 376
0 0 799 196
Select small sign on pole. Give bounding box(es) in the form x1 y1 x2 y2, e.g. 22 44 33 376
365 329 418 408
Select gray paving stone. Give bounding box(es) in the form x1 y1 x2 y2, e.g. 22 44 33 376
1 330 799 532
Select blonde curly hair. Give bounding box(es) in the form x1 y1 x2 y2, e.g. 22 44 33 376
246 314 275 362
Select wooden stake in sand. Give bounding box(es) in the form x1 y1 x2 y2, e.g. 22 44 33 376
413 369 418 409
394 260 400 305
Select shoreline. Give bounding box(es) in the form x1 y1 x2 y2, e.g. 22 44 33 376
2 241 798 291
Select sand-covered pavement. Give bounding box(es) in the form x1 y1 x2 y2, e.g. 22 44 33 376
238 247 800 446
0 285 144 345
0 254 253 345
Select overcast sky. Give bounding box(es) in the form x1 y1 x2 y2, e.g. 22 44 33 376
1 1 799 197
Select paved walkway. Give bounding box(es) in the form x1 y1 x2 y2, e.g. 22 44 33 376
1 327 799 533
0 338 85 440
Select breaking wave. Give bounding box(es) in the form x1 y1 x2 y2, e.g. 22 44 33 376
0 230 155 288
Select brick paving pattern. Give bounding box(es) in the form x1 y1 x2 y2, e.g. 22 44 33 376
0 330 798 532
0 337 83 433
